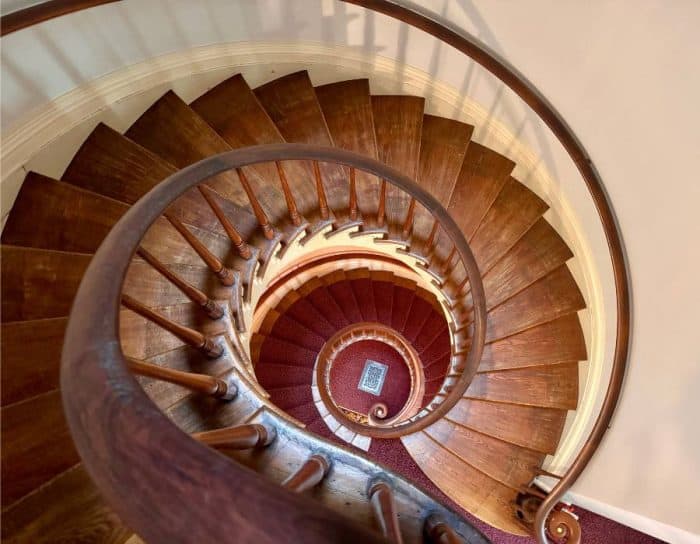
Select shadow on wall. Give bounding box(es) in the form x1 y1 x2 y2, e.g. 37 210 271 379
1 0 560 186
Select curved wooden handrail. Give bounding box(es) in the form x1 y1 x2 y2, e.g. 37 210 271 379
12 1 630 540
341 2 631 542
61 143 485 543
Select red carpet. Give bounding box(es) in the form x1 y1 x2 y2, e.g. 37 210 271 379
329 339 410 417
253 276 664 543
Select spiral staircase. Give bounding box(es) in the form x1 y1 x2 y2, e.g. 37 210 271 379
0 65 600 544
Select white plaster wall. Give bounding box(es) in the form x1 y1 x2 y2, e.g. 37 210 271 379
1 0 699 540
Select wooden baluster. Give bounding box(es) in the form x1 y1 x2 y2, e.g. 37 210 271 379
136 247 224 319
165 215 234 286
401 197 416 239
275 161 302 226
377 179 387 227
121 294 223 358
198 185 252 259
424 514 464 544
126 357 236 400
425 220 439 249
281 454 330 493
368 480 404 544
236 168 274 239
312 161 330 220
348 167 359 221
192 423 276 449
455 275 470 296
442 246 457 275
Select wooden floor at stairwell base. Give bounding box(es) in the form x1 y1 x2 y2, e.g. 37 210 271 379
0 66 630 542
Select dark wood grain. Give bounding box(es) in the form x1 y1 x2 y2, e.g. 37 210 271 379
448 143 514 241
1 246 91 322
1 465 131 544
482 218 574 310
316 79 380 218
371 95 424 228
1 318 67 407
413 115 473 241
486 264 585 342
425 417 544 489
445 398 567 455
481 314 587 372
469 177 548 273
1 172 128 253
191 73 316 216
1 390 80 505
255 71 347 211
62 123 229 235
402 431 526 535
467 363 579 409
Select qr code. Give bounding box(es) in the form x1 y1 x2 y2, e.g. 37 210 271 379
358 360 388 396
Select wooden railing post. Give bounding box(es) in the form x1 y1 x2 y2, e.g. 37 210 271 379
126 358 236 400
349 167 359 221
192 423 276 449
136 247 224 319
401 197 416 239
121 294 223 358
424 514 464 544
236 168 274 239
281 454 330 493
165 215 235 286
312 161 330 220
377 179 387 227
275 161 302 226
369 480 404 544
198 185 252 259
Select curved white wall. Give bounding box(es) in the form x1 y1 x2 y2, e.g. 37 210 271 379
1 1 698 541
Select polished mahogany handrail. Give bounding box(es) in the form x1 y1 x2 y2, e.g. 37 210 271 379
61 143 485 543
341 2 631 542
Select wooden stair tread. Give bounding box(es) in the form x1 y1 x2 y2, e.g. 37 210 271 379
1 172 129 254
124 90 256 212
371 95 424 227
1 390 80 506
1 464 131 544
61 123 230 236
316 78 379 218
413 115 473 241
62 122 175 205
469 176 549 273
481 314 587 372
424 417 544 489
1 318 67 407
448 142 515 241
446 398 567 454
482 217 574 310
402 431 527 535
418 115 473 206
486 264 585 342
1 246 92 322
254 70 346 211
468 363 579 410
189 74 299 220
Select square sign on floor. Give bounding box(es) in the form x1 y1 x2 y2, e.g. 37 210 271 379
358 360 388 396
